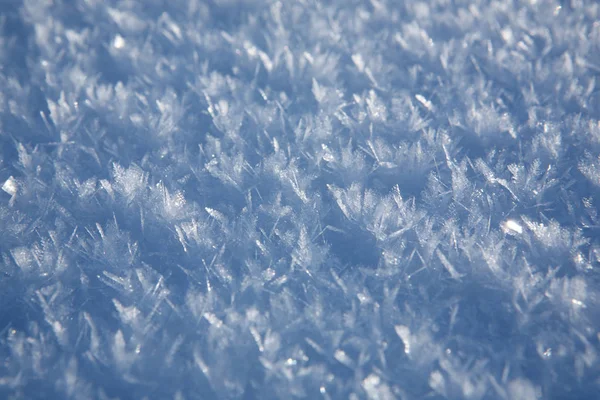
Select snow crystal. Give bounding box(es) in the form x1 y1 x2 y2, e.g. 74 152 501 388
395 325 412 355
2 0 600 398
1 176 17 196
113 34 126 49
501 219 523 235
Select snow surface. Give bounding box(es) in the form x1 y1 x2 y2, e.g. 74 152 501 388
1 0 600 399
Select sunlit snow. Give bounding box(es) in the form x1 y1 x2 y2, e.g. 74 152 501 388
1 0 599 399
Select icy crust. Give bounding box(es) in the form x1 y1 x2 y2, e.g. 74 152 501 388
0 0 599 399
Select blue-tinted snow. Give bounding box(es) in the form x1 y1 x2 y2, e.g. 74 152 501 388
0 0 599 399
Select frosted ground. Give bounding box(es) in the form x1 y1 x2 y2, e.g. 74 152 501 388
1 0 600 398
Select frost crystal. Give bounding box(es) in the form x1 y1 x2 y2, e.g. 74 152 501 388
501 219 523 235
2 176 17 196
2 0 599 398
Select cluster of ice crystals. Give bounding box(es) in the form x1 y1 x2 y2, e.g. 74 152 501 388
0 0 599 398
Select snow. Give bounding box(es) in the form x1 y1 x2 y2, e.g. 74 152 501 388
1 176 17 196
1 0 600 398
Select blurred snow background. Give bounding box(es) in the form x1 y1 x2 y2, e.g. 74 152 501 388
0 0 599 398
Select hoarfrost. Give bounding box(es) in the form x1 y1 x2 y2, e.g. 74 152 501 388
3 0 600 398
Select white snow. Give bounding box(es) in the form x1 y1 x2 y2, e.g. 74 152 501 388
1 0 599 398
2 176 17 196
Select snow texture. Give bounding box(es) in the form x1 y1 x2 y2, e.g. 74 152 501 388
0 0 599 399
